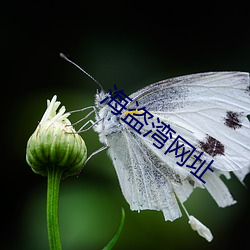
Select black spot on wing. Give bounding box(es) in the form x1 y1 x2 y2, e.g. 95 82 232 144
199 135 225 157
224 111 243 130
247 114 250 122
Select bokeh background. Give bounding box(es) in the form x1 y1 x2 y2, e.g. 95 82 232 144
2 1 250 250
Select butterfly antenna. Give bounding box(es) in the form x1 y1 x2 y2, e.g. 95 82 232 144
60 53 104 91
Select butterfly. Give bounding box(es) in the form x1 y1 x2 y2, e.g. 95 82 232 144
90 72 250 241
61 54 250 241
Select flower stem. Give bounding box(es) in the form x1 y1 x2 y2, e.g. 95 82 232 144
47 165 63 250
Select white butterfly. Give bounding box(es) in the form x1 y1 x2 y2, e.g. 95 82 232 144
59 53 250 242
85 71 249 242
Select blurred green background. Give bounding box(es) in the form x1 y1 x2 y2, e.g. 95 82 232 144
2 2 250 250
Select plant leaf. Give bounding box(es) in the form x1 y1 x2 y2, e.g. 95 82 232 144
102 208 125 250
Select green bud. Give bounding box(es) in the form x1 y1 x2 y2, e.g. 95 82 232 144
26 95 87 178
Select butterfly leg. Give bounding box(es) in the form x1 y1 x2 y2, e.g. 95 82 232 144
85 145 108 165
70 106 96 126
69 106 102 132
77 117 104 133
77 145 108 175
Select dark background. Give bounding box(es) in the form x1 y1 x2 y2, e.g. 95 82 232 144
2 1 250 250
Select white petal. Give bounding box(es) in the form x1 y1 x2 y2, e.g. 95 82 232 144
188 215 213 242
39 95 71 125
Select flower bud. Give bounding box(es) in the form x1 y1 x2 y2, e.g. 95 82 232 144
26 95 87 178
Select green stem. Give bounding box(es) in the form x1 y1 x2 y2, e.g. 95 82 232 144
47 165 63 250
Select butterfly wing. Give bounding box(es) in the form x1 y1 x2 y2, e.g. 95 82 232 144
106 127 183 221
106 116 236 222
97 72 249 222
128 72 250 173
